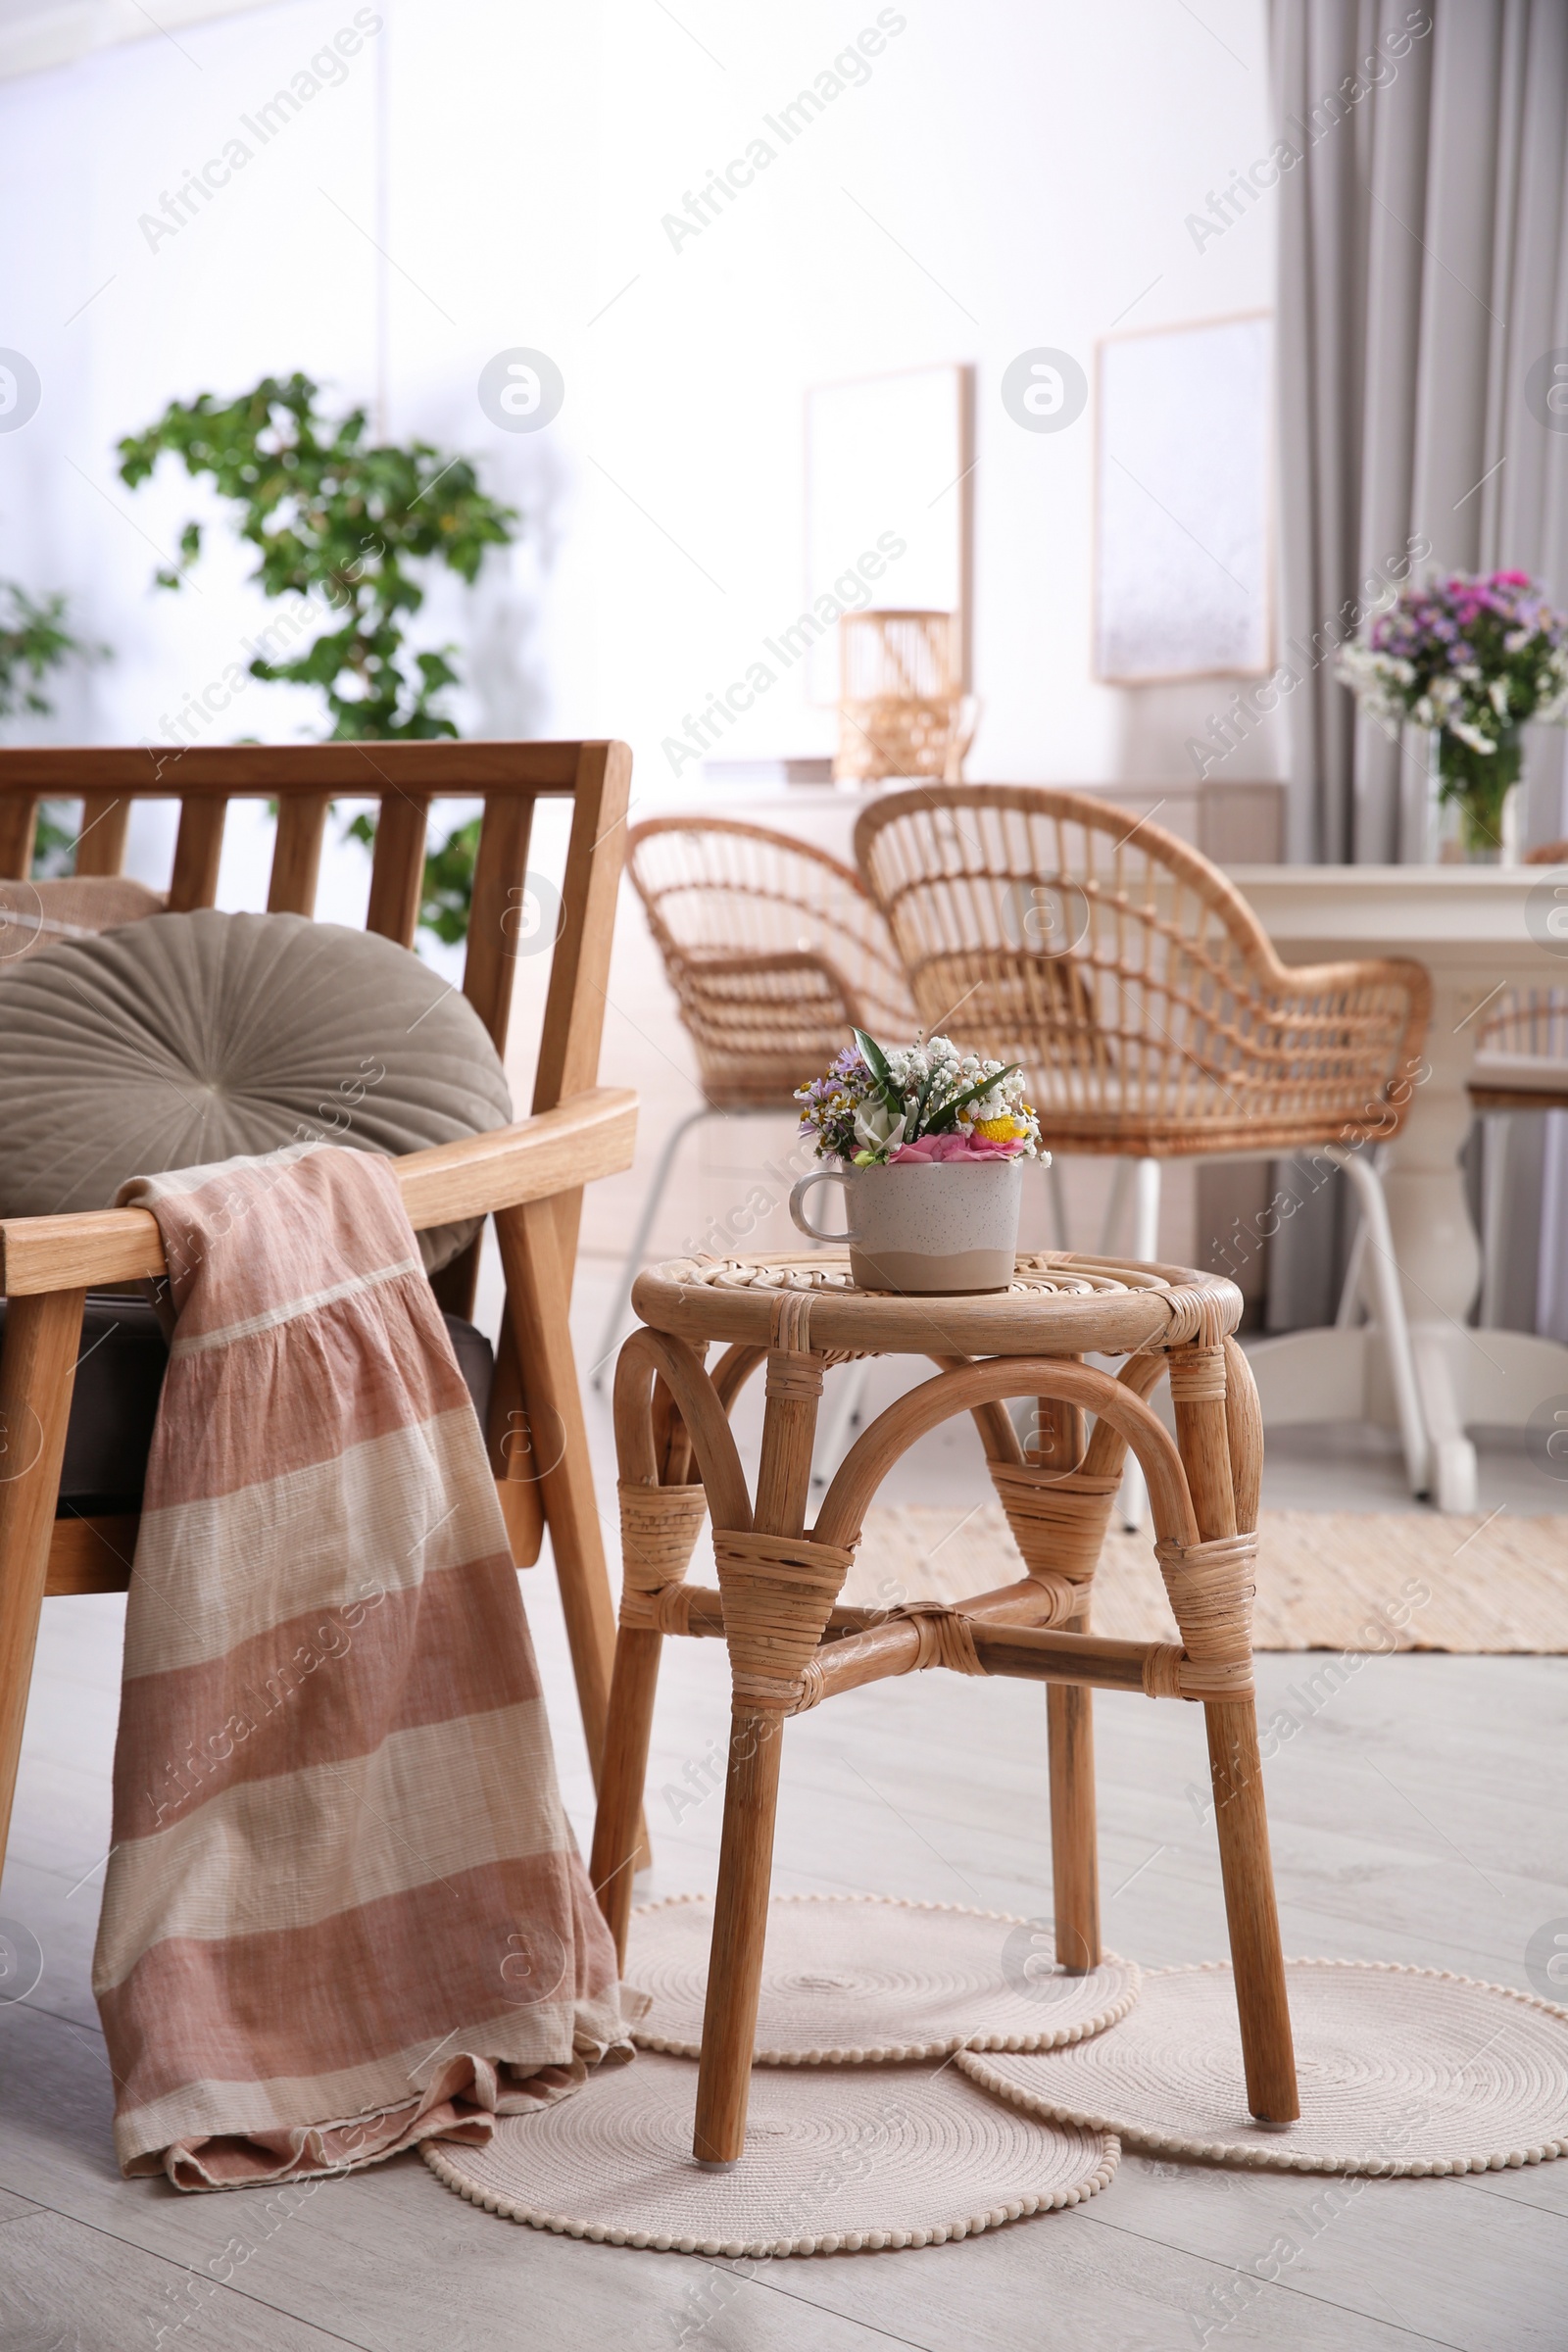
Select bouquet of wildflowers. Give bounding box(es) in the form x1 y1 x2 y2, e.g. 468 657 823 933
796 1030 1046 1166
1338 570 1568 854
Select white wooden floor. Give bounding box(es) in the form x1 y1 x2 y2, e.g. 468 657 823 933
4 1257 1567 2352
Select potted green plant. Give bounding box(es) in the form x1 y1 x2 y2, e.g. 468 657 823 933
119 371 518 932
790 1031 1047 1294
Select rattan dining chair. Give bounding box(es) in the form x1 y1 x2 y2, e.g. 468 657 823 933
591 816 918 1394
854 785 1436 1503
0 743 638 1895
1469 840 1568 1323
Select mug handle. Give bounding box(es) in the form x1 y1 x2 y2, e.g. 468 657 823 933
789 1167 857 1243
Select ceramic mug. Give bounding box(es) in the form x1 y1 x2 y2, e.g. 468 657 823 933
789 1157 1023 1294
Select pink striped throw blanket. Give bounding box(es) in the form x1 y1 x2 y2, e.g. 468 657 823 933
93 1143 630 2188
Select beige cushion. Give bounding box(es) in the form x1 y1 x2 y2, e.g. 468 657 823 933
0 874 166 961
0 908 513 1273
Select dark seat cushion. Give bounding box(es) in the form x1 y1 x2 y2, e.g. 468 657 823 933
0 1293 495 1517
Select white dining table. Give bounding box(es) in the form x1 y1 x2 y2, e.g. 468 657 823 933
1228 863 1568 1512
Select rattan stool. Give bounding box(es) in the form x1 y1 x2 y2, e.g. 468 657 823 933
590 1250 1298 2166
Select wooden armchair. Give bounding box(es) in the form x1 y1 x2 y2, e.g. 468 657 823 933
0 743 636 1886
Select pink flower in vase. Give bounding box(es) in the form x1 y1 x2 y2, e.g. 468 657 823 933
889 1132 1024 1163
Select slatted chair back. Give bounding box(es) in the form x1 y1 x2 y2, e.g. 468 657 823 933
854 784 1431 1156
0 744 638 1851
0 743 627 1305
626 816 916 1110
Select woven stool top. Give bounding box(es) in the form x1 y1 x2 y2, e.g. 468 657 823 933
631 1250 1241 1357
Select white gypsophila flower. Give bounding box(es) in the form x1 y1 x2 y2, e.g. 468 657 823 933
1457 664 1483 684
1505 629 1531 653
1489 678 1511 715
1449 718 1497 754
1413 697 1435 725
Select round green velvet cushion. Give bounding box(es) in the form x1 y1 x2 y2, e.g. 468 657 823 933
0 908 514 1274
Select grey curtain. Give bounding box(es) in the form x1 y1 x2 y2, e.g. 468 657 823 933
1266 0 1568 1336
1271 0 1568 862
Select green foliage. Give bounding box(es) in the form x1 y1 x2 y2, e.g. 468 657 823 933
0 581 107 879
117 371 518 742
30 805 79 879
343 808 480 945
0 582 99 721
416 813 483 944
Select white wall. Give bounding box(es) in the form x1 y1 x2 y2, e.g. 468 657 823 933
0 0 1279 869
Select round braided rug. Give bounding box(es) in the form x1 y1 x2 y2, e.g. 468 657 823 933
957 1961 1568 2175
627 1893 1141 2061
422 2052 1118 2253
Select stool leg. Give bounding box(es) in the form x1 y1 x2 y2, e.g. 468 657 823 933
692 1706 784 2166
1204 1698 1298 2122
589 1627 663 1971
1171 1344 1298 2125
694 1322 823 2166
1048 1672 1100 1971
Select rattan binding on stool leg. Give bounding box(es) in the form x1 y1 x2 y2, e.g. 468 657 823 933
710 1529 858 1712
615 1480 710 1629
986 1463 1121 1626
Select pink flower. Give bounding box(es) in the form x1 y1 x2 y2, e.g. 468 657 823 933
889 1133 1023 1163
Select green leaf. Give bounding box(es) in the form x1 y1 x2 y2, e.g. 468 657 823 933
852 1028 904 1116
925 1064 1020 1134
0 582 104 726
908 1065 940 1139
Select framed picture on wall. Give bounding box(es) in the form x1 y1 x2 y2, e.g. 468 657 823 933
804 363 973 705
1093 312 1272 683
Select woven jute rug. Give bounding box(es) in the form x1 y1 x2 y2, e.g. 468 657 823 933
848 1504 1568 1653
958 1961 1568 2176
423 2051 1118 2253
626 1893 1140 2062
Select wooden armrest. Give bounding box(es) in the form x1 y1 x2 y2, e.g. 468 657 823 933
0 1087 637 1296
397 1088 636 1227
